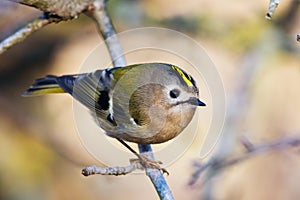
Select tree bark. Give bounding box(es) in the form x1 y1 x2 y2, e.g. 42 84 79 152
8 0 95 17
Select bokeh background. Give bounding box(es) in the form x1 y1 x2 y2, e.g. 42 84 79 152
1 0 300 199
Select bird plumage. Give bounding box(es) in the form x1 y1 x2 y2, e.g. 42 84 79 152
23 63 205 144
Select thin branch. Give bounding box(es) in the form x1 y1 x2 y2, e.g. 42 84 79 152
2 0 99 53
265 0 300 43
199 29 274 198
82 160 140 176
266 0 281 20
8 0 95 18
86 0 126 67
0 13 64 54
138 145 174 200
84 1 174 199
189 135 300 186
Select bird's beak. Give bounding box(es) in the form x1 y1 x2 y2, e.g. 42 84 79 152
189 97 206 106
197 99 206 106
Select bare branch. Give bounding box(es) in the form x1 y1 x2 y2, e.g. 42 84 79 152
266 0 281 20
189 135 300 186
84 1 174 199
7 0 95 18
0 13 65 54
82 160 140 176
1 0 98 53
199 34 272 198
86 0 126 66
139 145 175 200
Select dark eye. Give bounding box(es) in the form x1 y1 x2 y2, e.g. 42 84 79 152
169 89 180 98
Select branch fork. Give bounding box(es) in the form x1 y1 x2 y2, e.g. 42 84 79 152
82 152 169 176
189 135 300 186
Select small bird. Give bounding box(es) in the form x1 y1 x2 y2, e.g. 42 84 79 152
23 63 205 171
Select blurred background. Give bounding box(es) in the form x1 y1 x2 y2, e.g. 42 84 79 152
1 0 300 199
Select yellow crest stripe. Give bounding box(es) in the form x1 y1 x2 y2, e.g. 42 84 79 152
171 66 193 86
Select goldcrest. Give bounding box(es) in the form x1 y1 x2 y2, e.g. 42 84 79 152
23 63 205 144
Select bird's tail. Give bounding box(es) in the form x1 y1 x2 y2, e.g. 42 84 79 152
22 75 67 96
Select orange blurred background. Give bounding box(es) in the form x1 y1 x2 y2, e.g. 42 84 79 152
1 0 300 199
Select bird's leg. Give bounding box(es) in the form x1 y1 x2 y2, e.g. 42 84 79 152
116 138 169 175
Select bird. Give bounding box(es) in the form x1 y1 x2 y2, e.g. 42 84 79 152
23 63 206 172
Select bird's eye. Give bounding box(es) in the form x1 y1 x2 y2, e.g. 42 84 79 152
169 89 180 98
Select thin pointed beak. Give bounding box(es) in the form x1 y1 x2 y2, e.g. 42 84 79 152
189 97 206 106
197 99 206 106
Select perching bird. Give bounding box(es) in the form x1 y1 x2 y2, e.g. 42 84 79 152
23 63 205 171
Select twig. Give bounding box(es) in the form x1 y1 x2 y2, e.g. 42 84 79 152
138 145 174 200
82 159 140 176
8 0 95 18
189 135 300 186
0 13 64 54
200 32 272 199
86 0 126 66
85 1 174 199
266 0 281 20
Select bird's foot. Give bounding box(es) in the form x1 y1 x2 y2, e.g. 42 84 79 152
131 153 169 175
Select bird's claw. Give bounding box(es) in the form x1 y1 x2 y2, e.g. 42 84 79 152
131 154 169 175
